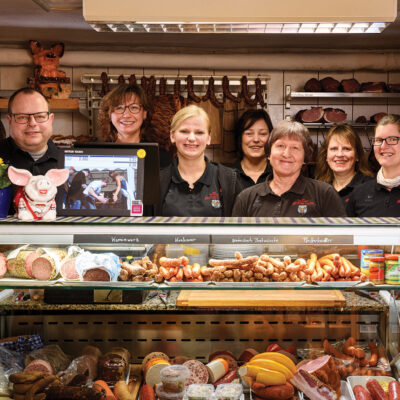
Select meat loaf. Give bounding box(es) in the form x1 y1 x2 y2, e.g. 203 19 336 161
60 258 79 280
183 360 209 385
83 268 110 281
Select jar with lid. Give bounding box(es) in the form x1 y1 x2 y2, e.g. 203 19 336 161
369 257 385 284
385 254 400 285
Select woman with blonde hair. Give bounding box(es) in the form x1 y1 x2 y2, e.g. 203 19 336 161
154 105 238 216
315 124 373 205
232 120 345 217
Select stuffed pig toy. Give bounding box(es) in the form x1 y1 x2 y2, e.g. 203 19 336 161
8 166 69 221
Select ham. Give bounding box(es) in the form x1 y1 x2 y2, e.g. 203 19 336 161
290 355 341 400
300 107 324 123
356 116 368 123
304 78 322 92
323 108 347 123
370 112 387 123
340 79 361 93
388 83 400 93
320 77 340 92
360 82 387 93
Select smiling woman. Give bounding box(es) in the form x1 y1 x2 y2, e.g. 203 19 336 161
315 125 373 206
346 114 400 217
232 120 346 218
154 105 239 217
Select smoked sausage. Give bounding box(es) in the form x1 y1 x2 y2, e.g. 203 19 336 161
366 379 389 400
389 381 400 400
353 385 373 400
251 382 294 400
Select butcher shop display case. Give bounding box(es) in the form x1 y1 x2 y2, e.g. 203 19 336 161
0 216 399 400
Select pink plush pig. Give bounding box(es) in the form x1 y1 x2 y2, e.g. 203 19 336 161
8 166 69 221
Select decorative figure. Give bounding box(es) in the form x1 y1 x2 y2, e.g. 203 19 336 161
8 166 69 221
27 40 71 99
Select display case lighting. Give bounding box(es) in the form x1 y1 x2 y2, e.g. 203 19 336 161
89 22 392 34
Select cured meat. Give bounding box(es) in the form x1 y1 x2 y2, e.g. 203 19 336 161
252 382 294 400
45 385 103 400
360 82 387 93
213 369 238 387
209 351 237 371
366 379 389 400
355 116 368 123
183 360 209 385
304 78 322 92
370 113 387 123
25 345 70 374
24 359 53 376
388 83 400 93
100 72 110 97
323 108 347 123
300 107 324 123
25 250 41 278
60 258 79 280
353 385 372 400
0 253 6 278
340 79 361 93
290 355 341 400
32 249 66 281
320 77 340 92
83 268 110 281
59 354 98 385
239 348 259 363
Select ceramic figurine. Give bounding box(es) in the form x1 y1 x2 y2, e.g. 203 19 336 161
8 166 69 221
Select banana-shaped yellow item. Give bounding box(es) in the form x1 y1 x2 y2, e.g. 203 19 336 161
255 369 287 386
246 359 293 379
250 352 297 374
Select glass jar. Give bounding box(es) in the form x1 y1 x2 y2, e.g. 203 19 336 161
360 249 384 277
385 254 400 285
369 257 385 284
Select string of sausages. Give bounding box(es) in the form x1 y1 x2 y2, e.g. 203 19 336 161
98 73 265 107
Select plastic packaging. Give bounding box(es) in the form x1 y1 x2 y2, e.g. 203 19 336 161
160 364 190 393
156 383 185 400
0 345 24 379
215 383 243 400
75 251 121 281
186 384 215 400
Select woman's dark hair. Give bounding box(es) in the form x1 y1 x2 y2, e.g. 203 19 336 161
315 124 373 183
234 109 273 159
98 84 152 142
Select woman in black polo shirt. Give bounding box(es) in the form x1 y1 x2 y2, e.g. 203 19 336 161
232 120 346 217
155 105 238 217
232 109 273 193
315 124 373 206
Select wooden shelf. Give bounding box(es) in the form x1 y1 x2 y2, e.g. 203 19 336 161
0 98 79 111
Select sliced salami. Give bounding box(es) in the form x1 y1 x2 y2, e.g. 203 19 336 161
32 256 56 280
0 253 6 278
184 359 209 385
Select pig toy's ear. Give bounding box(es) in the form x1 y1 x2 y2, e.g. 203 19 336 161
8 166 32 186
45 168 69 187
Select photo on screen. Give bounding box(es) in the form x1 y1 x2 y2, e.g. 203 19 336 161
57 146 147 217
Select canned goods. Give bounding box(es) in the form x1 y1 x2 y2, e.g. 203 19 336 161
360 249 384 277
369 257 385 285
385 254 400 285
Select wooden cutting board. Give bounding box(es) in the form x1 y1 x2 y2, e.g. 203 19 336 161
177 290 345 307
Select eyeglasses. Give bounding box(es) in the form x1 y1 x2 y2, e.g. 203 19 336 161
371 136 400 146
10 112 50 124
113 104 142 114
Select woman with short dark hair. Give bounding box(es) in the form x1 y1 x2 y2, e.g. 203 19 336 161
233 109 273 193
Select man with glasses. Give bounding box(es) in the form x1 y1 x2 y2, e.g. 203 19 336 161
0 87 59 214
346 114 400 217
1 87 58 174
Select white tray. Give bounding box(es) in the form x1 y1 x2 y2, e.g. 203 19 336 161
316 281 361 287
214 281 306 287
299 381 352 400
347 375 396 400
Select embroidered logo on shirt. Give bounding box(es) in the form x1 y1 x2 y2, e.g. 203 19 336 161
291 198 315 206
205 191 220 200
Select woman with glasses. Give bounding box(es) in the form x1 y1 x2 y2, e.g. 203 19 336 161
233 109 273 193
98 83 171 168
154 105 238 217
315 125 373 206
232 120 346 217
346 114 400 217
